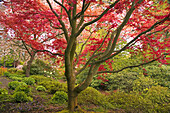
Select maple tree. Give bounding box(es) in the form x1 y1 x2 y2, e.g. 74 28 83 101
1 0 170 112
0 0 66 76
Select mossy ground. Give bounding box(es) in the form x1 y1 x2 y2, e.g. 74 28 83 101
0 76 120 113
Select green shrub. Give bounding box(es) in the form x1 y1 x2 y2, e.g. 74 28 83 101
10 77 23 81
78 87 104 105
23 59 57 76
38 80 67 94
107 92 154 112
30 75 52 83
0 88 11 102
133 76 157 92
16 70 24 75
19 82 27 86
13 91 33 102
8 81 21 90
15 84 31 94
7 68 18 73
3 71 10 77
36 85 46 92
144 85 170 112
0 88 8 95
107 72 138 92
23 77 35 85
51 91 68 104
7 73 25 79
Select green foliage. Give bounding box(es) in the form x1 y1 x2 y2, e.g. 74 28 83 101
36 85 46 92
78 87 103 105
0 88 8 95
13 91 33 102
16 70 24 75
23 77 35 85
144 64 170 88
0 88 10 102
144 85 170 112
107 92 154 113
51 91 68 104
3 71 10 77
8 81 21 90
15 84 31 94
132 76 157 92
0 55 14 67
30 75 52 83
7 68 18 74
10 77 23 81
38 80 67 94
107 72 138 92
23 59 57 76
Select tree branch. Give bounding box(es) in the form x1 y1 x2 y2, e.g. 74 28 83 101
97 54 166 74
74 0 120 38
35 49 64 57
95 15 170 64
46 0 69 41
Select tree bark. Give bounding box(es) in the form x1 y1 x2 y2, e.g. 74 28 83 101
25 52 36 77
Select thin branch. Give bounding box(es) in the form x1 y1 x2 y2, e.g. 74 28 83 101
46 0 69 41
53 0 71 21
97 54 166 74
95 15 170 64
75 0 120 38
35 49 64 57
75 30 110 76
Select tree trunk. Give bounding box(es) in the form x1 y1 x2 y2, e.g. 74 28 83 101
25 53 35 77
68 90 78 112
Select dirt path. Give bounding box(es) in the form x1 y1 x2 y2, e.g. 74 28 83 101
0 76 12 89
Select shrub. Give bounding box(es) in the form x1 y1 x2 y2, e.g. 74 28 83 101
107 72 138 92
0 88 10 102
30 75 52 83
16 70 24 75
36 85 46 92
0 88 8 95
7 73 25 79
23 77 35 85
15 84 31 94
23 59 57 76
8 81 21 90
38 80 67 94
13 91 33 102
10 77 23 81
144 85 170 112
7 68 18 73
132 76 157 92
78 87 104 105
3 71 10 77
107 92 154 112
51 91 68 104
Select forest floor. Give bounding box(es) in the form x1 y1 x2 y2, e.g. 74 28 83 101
0 76 124 113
